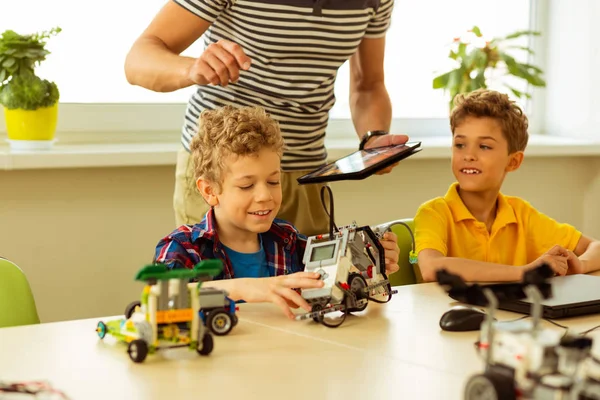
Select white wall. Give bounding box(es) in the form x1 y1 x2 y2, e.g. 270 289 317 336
2 155 600 323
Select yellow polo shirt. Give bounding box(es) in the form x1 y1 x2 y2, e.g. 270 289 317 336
414 183 582 265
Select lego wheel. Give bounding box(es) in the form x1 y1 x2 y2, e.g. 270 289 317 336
124 301 141 319
197 333 214 356
311 304 324 323
464 373 516 400
208 311 233 336
96 321 107 339
346 273 368 313
232 315 239 327
127 340 148 363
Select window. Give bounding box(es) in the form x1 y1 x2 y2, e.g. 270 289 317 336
1 0 534 137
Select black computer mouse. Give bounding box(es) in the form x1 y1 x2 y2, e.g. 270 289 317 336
439 306 489 332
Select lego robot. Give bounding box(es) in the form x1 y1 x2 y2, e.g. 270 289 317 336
437 265 600 400
295 187 400 327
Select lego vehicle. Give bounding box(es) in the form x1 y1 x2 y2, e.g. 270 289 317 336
294 187 399 327
95 260 224 363
124 287 238 336
437 265 600 400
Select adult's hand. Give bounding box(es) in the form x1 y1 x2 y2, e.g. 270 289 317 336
188 39 252 87
364 134 410 175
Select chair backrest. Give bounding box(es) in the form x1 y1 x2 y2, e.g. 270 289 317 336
0 258 40 327
386 219 421 286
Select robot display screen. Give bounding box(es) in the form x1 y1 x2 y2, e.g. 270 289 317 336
310 243 336 262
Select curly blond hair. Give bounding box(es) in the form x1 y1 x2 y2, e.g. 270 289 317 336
190 105 284 191
450 89 529 153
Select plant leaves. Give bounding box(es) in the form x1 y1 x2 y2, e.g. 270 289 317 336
504 45 535 55
433 71 452 89
471 26 482 37
0 69 6 83
505 85 532 99
520 63 543 74
501 30 541 41
2 57 15 68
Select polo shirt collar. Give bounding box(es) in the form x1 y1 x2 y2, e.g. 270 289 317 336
444 182 517 228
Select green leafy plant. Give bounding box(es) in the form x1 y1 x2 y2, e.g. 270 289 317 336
433 26 546 109
0 27 61 110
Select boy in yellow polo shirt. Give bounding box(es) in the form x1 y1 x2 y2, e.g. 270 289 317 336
415 89 600 282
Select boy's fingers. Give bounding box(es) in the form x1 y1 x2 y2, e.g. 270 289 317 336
379 239 397 250
282 276 324 289
386 262 400 274
288 271 321 279
269 293 295 319
278 287 311 312
383 232 397 241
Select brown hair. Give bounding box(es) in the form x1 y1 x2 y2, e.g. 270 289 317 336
190 105 284 191
450 89 529 153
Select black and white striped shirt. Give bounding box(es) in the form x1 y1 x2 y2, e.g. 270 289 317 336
175 0 394 170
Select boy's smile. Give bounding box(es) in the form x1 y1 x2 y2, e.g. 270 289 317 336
451 116 521 193
205 148 283 250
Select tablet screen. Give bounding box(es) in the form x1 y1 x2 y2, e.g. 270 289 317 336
297 142 421 184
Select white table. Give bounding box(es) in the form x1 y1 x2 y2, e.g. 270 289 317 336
1 281 599 400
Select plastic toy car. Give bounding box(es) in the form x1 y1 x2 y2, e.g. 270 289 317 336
124 287 238 336
437 265 600 400
95 260 224 363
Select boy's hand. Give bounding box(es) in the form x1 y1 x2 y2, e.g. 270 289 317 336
379 232 400 274
237 272 324 320
527 245 569 276
564 249 585 274
545 245 586 274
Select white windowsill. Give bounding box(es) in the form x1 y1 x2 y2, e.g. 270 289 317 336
1 134 600 171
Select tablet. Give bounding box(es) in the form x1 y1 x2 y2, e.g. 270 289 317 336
297 141 422 184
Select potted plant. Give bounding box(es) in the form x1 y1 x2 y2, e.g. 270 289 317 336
0 27 61 150
433 26 546 109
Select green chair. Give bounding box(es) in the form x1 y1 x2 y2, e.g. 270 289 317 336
0 258 40 327
383 219 422 286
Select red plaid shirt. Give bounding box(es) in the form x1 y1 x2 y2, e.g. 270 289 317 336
154 208 306 279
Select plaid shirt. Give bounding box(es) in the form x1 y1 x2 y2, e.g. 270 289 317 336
154 208 307 279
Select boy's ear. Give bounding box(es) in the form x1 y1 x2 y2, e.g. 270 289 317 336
506 151 524 172
196 178 219 207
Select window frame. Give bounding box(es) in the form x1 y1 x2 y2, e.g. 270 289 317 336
0 0 544 141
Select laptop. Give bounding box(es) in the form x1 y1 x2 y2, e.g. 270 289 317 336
498 274 600 319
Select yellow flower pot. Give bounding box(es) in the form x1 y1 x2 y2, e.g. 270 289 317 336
4 103 58 149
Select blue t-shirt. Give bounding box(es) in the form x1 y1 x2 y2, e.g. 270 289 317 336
222 239 270 278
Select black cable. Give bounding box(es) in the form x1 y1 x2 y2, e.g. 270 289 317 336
500 315 529 323
580 324 600 336
320 186 338 238
379 220 417 264
544 318 569 329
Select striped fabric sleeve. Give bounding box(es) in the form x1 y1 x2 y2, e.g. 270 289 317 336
364 0 394 38
172 0 232 23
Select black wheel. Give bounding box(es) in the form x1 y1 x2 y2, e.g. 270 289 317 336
127 340 148 363
197 333 214 356
124 301 141 319
231 314 239 327
96 321 107 339
346 273 368 312
464 373 516 400
311 304 324 323
207 311 234 336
